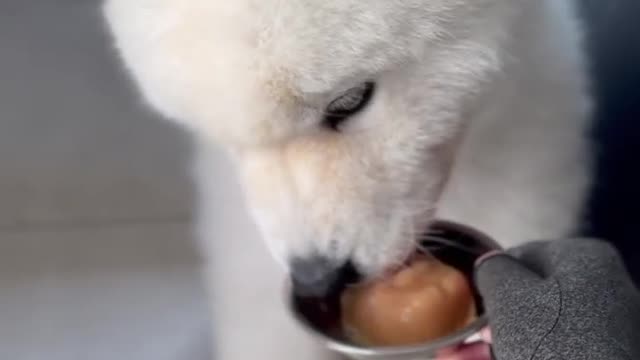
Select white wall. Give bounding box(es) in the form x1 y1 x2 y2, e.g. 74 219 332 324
0 2 212 359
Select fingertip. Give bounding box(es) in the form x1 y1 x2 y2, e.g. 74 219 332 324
480 328 492 343
473 251 542 293
474 250 506 268
436 342 492 360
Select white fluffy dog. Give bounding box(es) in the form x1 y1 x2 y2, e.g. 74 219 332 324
103 0 592 358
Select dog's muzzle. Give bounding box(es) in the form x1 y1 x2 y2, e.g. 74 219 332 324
290 256 359 297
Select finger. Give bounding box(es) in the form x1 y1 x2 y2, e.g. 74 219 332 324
557 238 627 272
474 251 543 297
436 342 492 360
506 241 555 276
480 327 492 344
512 239 627 277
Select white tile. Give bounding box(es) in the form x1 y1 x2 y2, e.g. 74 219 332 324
0 223 212 360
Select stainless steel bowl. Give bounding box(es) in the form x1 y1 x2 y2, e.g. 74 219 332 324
286 220 501 360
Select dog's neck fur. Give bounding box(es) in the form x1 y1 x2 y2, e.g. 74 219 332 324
438 0 591 246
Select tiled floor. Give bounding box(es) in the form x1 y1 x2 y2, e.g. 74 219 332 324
0 2 212 359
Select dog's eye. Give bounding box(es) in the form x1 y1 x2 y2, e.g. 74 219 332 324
323 82 375 130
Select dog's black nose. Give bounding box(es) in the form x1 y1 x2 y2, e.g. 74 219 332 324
290 256 358 297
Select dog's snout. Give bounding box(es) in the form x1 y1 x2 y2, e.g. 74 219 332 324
290 256 358 297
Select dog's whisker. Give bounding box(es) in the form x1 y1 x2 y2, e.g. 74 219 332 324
419 235 478 255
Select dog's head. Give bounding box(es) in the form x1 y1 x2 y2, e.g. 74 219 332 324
105 0 518 295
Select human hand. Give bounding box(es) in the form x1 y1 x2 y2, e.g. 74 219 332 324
436 327 492 360
440 238 640 360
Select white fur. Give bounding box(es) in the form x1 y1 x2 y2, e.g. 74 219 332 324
103 0 592 358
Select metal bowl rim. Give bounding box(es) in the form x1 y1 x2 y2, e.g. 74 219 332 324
285 219 500 357
290 306 489 357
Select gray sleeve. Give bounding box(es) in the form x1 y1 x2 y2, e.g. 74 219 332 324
474 238 640 360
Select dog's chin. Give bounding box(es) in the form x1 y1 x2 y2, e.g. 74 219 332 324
347 223 437 289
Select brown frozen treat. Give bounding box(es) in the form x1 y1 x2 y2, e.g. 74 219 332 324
341 258 476 347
